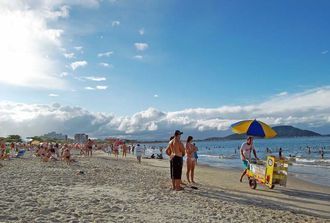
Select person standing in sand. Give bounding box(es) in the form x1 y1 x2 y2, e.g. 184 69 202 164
86 139 93 157
167 130 185 191
239 136 259 182
166 136 175 189
135 144 143 163
113 143 119 160
185 136 197 183
122 143 127 158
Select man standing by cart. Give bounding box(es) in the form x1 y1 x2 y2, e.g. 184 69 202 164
239 136 259 182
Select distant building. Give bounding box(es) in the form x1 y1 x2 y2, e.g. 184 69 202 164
74 133 88 144
43 132 68 141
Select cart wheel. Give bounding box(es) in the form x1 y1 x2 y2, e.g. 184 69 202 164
269 185 275 189
249 179 257 189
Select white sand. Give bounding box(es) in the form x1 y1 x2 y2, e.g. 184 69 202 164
0 151 329 223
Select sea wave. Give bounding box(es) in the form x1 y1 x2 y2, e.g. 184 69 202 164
294 158 330 167
219 154 239 159
198 154 220 158
198 154 239 160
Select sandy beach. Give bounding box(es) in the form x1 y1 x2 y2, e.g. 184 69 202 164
0 151 329 223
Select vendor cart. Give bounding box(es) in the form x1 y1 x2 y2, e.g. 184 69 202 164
246 156 289 189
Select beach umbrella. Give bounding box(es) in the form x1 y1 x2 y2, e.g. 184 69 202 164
31 140 40 145
114 140 124 146
231 119 277 138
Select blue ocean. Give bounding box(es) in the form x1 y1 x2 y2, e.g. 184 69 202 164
143 137 330 187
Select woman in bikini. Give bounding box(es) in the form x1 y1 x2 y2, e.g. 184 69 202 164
113 144 119 160
185 136 197 183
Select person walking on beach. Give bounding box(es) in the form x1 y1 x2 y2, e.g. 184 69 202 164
186 136 197 183
167 130 185 191
239 136 259 182
135 144 143 163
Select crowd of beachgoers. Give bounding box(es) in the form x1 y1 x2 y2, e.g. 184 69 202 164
0 140 138 162
0 131 201 189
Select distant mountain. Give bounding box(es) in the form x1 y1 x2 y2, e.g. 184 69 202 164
202 125 322 141
272 125 321 137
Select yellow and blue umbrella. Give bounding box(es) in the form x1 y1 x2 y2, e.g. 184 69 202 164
231 119 277 138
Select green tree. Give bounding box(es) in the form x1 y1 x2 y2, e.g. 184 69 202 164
30 136 43 142
6 135 23 143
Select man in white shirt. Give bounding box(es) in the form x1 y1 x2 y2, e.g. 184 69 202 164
239 136 259 182
135 144 144 163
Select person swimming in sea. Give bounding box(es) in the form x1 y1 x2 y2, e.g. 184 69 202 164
320 148 324 159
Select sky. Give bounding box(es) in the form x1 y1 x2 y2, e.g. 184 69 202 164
0 0 330 140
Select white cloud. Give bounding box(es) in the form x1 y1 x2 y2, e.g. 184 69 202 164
134 43 148 51
70 60 87 70
59 72 69 77
154 94 159 98
139 28 144 35
85 76 106 81
96 85 108 90
63 52 75 59
276 91 288 96
112 20 120 27
44 5 70 20
134 55 143 60
48 93 59 97
74 46 83 51
321 50 328 55
97 51 113 57
99 62 112 68
0 0 106 89
0 1 67 89
1 86 330 139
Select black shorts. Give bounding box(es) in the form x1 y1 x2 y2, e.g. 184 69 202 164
170 159 173 179
171 156 183 180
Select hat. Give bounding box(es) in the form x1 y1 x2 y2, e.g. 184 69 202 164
174 130 183 136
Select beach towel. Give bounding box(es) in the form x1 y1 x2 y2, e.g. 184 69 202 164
15 150 25 158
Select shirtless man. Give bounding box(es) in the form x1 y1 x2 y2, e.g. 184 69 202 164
86 139 93 157
167 130 185 191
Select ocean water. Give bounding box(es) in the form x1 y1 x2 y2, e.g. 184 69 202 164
142 137 330 187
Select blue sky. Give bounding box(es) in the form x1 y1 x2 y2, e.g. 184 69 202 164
0 0 330 139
